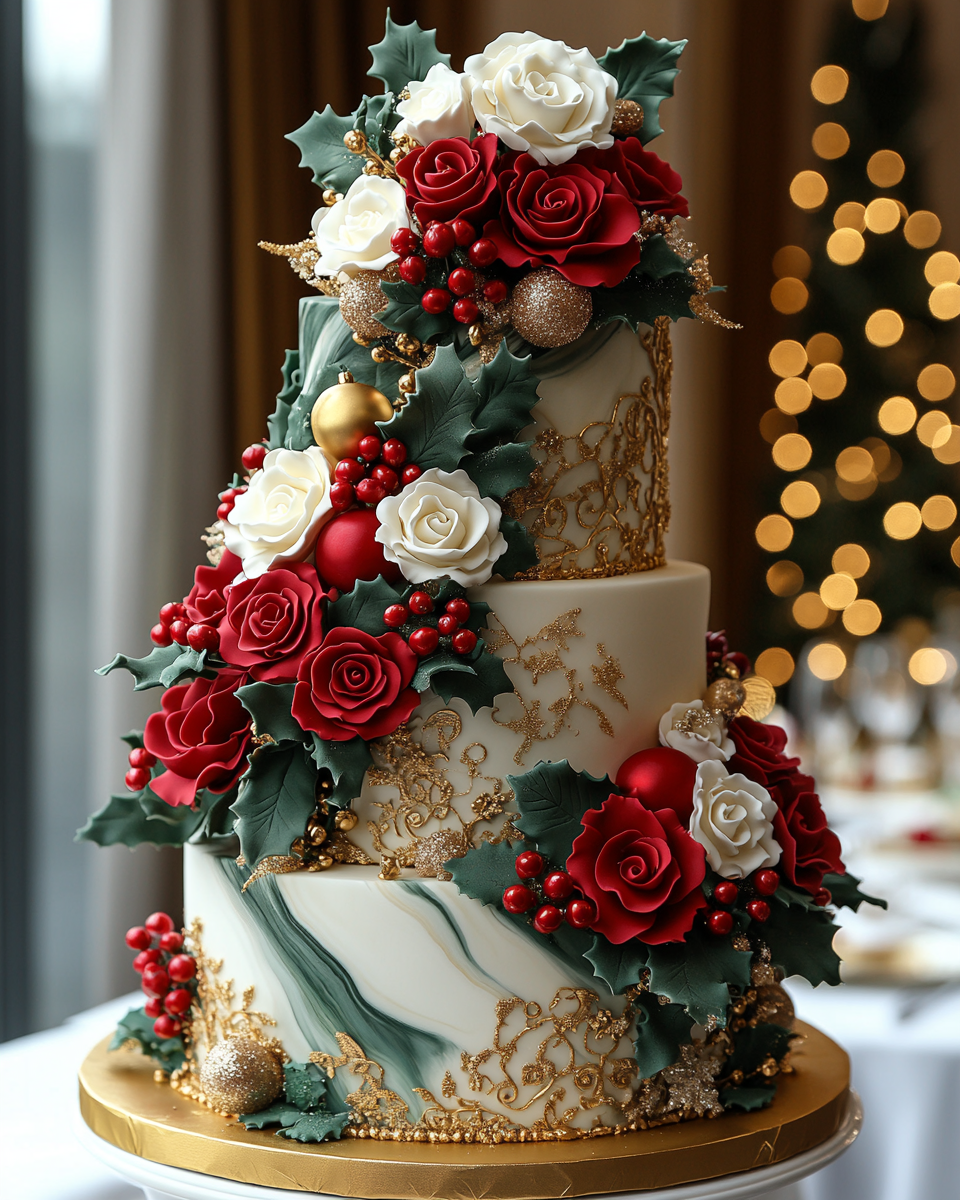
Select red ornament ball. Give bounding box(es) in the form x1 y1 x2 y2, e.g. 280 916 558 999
409 627 440 657
164 987 193 1015
125 766 150 792
314 509 402 592
329 481 355 512
186 623 219 653
398 255 426 285
813 888 832 908
381 439 407 467
451 218 476 246
423 223 456 257
383 604 409 628
141 965 170 997
566 898 597 929
437 614 458 635
448 267 476 297
614 747 698 825
468 238 498 267
483 278 509 305
151 623 173 647
421 287 452 314
241 443 267 472
390 228 420 257
132 948 161 974
128 747 156 770
515 850 544 879
502 884 536 914
533 904 563 934
713 881 739 906
543 870 575 901
159 931 183 953
145 912 175 936
143 996 163 1019
358 435 382 462
453 297 480 325
355 477 387 506
754 869 780 896
125 926 152 951
708 910 734 936
408 591 434 615
167 954 197 983
452 629 478 655
335 458 365 484
746 899 771 923
445 598 470 625
153 1014 182 1039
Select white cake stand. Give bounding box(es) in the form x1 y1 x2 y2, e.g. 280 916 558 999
75 1089 861 1200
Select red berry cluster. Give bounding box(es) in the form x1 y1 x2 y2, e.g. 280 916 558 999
150 600 220 654
125 911 197 1039
389 224 505 325
705 631 751 683
502 850 597 934
331 436 422 513
124 746 157 793
706 868 781 936
382 592 477 658
216 484 248 523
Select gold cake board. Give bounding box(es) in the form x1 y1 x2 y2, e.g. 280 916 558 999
79 1021 849 1199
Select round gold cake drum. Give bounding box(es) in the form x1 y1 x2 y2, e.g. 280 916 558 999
79 1021 849 1199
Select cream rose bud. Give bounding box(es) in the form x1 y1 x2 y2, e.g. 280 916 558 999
690 761 781 879
463 33 617 166
394 63 475 144
375 467 507 586
224 447 333 578
659 700 733 763
312 175 410 279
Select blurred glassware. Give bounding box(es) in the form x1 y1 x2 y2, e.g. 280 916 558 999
795 639 860 784
849 637 929 787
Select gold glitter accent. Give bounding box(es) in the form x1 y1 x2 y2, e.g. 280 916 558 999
689 293 741 330
739 675 778 722
259 234 337 293
312 1033 411 1130
510 269 593 349
670 705 727 736
198 1037 284 1115
591 644 628 709
414 829 469 880
612 99 644 135
339 270 392 340
504 319 671 580
201 521 225 566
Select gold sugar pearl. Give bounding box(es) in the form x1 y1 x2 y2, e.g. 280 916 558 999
612 99 644 136
510 269 593 349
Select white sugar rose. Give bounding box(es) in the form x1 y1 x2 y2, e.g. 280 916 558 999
463 33 617 165
394 63 474 144
312 175 410 279
375 467 507 586
224 447 333 577
659 700 733 763
690 761 781 879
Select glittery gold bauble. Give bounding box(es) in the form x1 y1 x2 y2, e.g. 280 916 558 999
335 808 358 831
612 98 644 135
753 984 796 1029
704 677 747 717
198 1037 283 1115
510 269 592 349
740 675 777 722
338 271 392 340
310 371 394 464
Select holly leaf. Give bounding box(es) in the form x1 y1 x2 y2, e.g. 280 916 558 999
352 93 399 160
493 517 538 579
237 682 304 744
446 837 518 908
267 349 301 450
633 992 696 1080
646 924 752 1027
325 576 404 636
822 871 887 912
591 273 697 330
368 14 450 93
377 343 476 470
96 644 185 691
726 1023 796 1078
120 730 144 750
286 105 363 193
465 441 536 499
761 900 842 987
511 760 616 866
722 1084 776 1112
598 34 686 143
231 743 317 867
159 647 210 688
276 1109 352 1143
76 793 203 848
192 788 238 842
110 1006 185 1072
238 1102 303 1130
376 280 452 343
585 937 650 995
308 734 373 809
469 343 540 447
283 1061 327 1111
429 646 514 714
411 653 475 695
638 234 690 280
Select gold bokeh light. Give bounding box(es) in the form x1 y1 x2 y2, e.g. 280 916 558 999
853 0 889 19
793 592 830 630
809 362 847 399
807 642 847 680
843 599 882 636
883 501 923 540
917 363 956 401
769 340 808 378
811 65 849 104
917 409 950 446
781 480 821 518
878 396 916 435
772 245 812 279
820 573 858 610
921 495 957 531
924 251 960 286
834 202 866 231
865 308 904 346
756 514 794 552
813 122 850 159
904 210 940 248
866 149 905 188
755 647 796 687
832 543 870 578
908 648 950 686
929 283 960 321
836 445 875 482
806 333 843 364
932 424 960 465
952 537 960 568
771 278 809 314
775 377 813 415
826 228 865 265
790 170 829 210
773 433 813 471
864 197 901 234
767 560 804 596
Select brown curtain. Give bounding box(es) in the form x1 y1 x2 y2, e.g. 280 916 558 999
214 1 477 467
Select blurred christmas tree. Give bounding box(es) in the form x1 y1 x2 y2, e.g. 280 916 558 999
751 0 960 693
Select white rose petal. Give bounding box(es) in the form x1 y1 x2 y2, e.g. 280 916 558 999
659 700 733 763
690 761 781 879
463 32 617 165
224 446 333 577
375 467 507 586
394 63 475 144
312 175 410 279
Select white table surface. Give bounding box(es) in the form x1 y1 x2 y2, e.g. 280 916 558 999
1 984 957 1200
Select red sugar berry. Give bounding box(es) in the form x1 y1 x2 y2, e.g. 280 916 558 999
221 488 239 501
330 481 355 511
151 623 173 647
128 747 156 770
145 912 175 936
355 477 387 506
453 298 479 325
167 954 197 983
746 899 771 923
448 267 476 296
533 904 563 935
159 931 183 953
423 223 456 258
398 255 426 285
400 464 422 486
445 598 471 625
125 767 150 792
483 278 509 305
187 623 219 653
381 439 407 467
438 614 458 635
358 435 382 462
125 926 152 952
216 502 233 521
708 910 734 936
452 629 478 655
515 850 544 880
153 1014 182 1039
371 465 398 493
168 619 190 646
164 987 193 1016
335 458 366 484
409 627 440 657
451 218 476 246
390 228 420 257
241 443 267 472
468 238 498 268
144 996 163 1019
383 604 409 628
159 602 185 626
813 888 832 908
713 880 739 906
408 591 434 615
566 898 598 929
502 884 536 914
133 949 162 974
141 965 170 997
543 871 575 902
754 869 780 896
421 287 452 314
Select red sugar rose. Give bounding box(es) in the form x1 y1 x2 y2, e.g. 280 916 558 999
144 669 253 808
397 133 500 228
566 794 707 945
183 549 242 626
585 139 689 220
218 562 330 683
292 626 419 741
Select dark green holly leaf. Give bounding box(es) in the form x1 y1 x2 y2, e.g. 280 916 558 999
159 647 210 688
591 273 697 330
76 793 204 848
283 1061 327 1111
726 1023 796 1078
761 900 842 987
237 1102 303 1130
308 733 373 809
377 343 476 470
633 991 695 1079
267 349 301 449
598 34 686 143
411 652 475 694
510 760 616 866
96 644 185 691
326 576 404 636
376 279 452 343
352 92 400 159
276 1109 352 1143
231 743 317 866
493 517 538 579
466 441 536 499
646 924 752 1027
585 937 650 995
823 871 887 912
286 105 363 193
469 343 540 447
446 837 518 908
639 234 689 280
237 682 303 744
367 13 450 93
192 788 238 842
429 646 514 714
722 1084 776 1112
109 1006 186 1072
120 730 144 750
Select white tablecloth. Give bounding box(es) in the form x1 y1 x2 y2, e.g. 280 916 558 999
1 985 958 1200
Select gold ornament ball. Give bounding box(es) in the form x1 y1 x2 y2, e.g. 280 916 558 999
510 269 592 349
335 808 359 831
198 1037 283 1115
704 677 747 717
338 271 391 341
612 98 644 136
310 371 394 464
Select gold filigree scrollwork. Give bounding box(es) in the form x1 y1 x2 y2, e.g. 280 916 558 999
503 318 673 580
